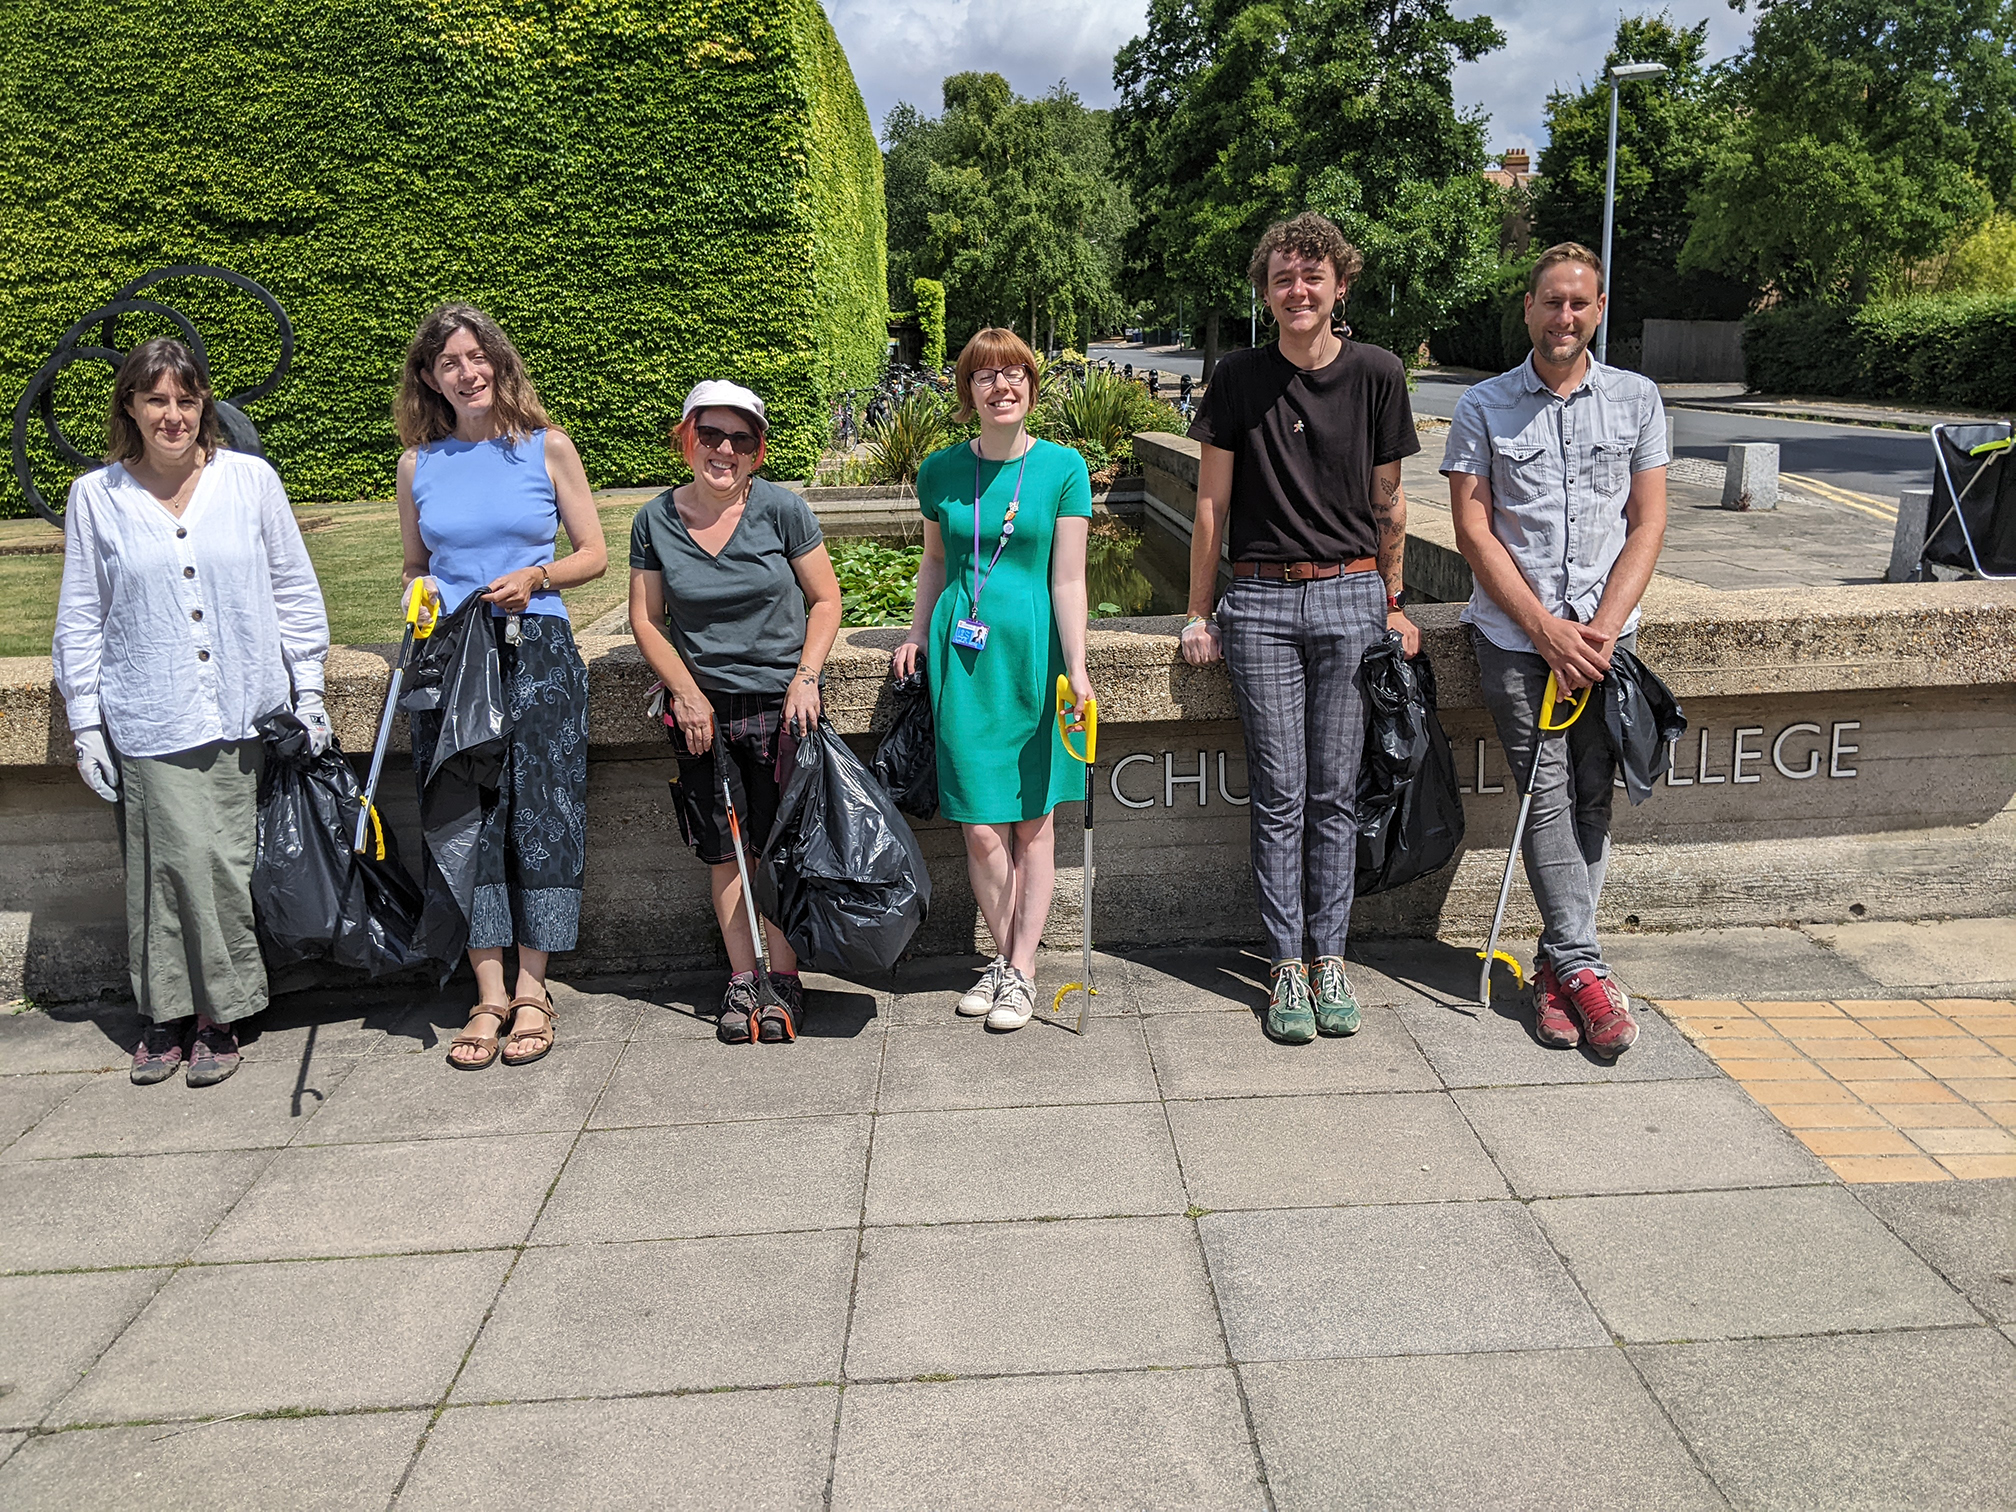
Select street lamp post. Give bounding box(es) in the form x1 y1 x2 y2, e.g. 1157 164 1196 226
1597 60 1668 364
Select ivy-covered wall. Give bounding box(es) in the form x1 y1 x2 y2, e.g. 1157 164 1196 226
0 0 887 514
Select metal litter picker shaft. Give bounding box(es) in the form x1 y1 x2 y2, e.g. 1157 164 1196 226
721 753 790 1040
354 578 436 854
1050 675 1098 1035
1477 671 1590 1006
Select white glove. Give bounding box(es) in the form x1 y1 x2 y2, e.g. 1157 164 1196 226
74 726 119 802
295 691 332 756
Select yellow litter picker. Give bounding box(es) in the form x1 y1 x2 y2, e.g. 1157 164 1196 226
1477 670 1589 1006
1048 674 1098 1035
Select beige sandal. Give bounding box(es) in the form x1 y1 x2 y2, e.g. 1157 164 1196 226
501 993 557 1067
447 1004 508 1071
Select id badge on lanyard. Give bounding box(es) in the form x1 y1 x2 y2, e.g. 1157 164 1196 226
959 442 1030 653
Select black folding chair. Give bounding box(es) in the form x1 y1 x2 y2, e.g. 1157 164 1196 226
1924 422 2016 579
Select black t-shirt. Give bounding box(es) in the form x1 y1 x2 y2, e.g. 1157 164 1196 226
1187 339 1421 562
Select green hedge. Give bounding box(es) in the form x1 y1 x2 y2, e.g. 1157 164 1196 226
1744 295 2016 411
0 0 887 515
1427 255 1535 373
913 277 946 373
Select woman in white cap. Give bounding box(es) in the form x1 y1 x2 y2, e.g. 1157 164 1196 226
395 303 607 1070
628 381 843 1042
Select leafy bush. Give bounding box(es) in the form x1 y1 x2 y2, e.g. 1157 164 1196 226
865 389 952 483
1744 294 2016 410
0 0 887 515
1429 254 1536 372
811 455 876 487
913 277 947 373
1032 367 1187 474
830 539 923 626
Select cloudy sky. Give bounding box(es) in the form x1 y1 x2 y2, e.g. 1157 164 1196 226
823 0 1756 156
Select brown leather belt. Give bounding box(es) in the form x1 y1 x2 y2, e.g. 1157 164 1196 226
1231 557 1378 581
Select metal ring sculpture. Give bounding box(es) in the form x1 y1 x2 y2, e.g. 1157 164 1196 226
11 266 293 524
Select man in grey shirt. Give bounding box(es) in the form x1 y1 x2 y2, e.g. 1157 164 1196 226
1440 242 1668 1058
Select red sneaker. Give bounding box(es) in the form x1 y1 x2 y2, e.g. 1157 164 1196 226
1561 968 1637 1058
1532 961 1580 1049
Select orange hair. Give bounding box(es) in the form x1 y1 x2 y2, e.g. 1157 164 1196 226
952 328 1040 423
673 408 767 472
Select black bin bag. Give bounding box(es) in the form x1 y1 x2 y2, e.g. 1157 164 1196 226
1355 633 1466 896
870 670 938 820
1602 645 1688 805
755 717 931 979
252 709 428 977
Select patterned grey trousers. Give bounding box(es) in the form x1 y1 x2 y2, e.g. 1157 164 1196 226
1219 571 1389 962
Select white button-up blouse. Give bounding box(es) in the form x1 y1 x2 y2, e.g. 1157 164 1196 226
54 448 329 759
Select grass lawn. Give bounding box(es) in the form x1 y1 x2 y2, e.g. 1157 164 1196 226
0 496 651 656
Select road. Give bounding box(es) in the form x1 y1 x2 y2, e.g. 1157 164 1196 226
1090 344 1931 508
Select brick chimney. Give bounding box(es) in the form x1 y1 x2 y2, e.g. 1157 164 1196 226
1502 150 1530 175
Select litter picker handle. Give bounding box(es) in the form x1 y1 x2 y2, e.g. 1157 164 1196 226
1538 671 1590 732
405 576 439 639
1056 674 1097 765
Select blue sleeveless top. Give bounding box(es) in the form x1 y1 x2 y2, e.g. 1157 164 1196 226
412 429 567 618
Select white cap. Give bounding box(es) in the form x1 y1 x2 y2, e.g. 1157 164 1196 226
681 379 768 434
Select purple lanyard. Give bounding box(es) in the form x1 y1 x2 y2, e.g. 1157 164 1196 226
970 441 1030 614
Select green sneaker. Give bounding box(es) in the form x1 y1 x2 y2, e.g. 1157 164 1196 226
1312 956 1362 1036
1265 960 1317 1044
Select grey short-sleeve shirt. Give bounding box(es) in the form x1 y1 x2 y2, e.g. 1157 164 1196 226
629 478 824 696
1440 355 1667 654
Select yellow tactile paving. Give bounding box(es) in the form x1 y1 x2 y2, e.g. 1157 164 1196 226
1659 998 2016 1183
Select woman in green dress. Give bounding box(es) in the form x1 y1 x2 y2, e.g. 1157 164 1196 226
892 328 1093 1031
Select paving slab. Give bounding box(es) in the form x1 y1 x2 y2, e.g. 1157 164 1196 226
1391 990 1719 1086
845 1216 1221 1378
1805 917 2016 999
1851 1178 2016 1323
0 1149 268 1272
1146 1008 1440 1099
0 1074 88 1153
0 1008 142 1074
831 1369 1268 1511
197 1132 574 1262
1534 1186 1981 1341
402 1391 836 1512
304 1039 620 1145
876 1016 1159 1110
532 1116 869 1243
1121 947 1274 1016
54 1251 509 1423
1166 1091 1506 1211
1633 1328 2016 1512
1243 1350 1724 1512
4 1058 350 1161
0 1269 168 1429
1598 926 1887 1000
590 1033 883 1129
232 1002 387 1063
377 986 644 1051
1201 1203 1605 1361
0 1409 427 1511
454 1228 856 1400
863 1103 1185 1225
1455 1078 1830 1196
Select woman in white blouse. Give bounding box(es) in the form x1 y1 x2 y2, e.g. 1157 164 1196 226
54 338 330 1088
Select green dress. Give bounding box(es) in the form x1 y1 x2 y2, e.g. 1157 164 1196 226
917 437 1093 824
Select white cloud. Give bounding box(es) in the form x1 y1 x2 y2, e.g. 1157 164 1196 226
825 0 1756 153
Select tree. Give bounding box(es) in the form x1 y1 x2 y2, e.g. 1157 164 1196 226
1111 0 1505 376
880 76 1134 350
1681 0 2016 301
1530 13 1752 334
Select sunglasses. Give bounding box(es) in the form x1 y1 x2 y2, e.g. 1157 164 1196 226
694 423 760 456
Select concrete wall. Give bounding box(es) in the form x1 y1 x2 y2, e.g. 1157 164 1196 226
1641 319 1745 383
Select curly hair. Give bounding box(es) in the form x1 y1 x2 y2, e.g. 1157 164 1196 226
106 338 219 464
1247 212 1365 293
395 304 551 449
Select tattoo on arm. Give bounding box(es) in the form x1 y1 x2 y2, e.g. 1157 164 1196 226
1372 474 1405 600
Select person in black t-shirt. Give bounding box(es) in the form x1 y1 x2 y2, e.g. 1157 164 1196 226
1181 211 1421 1046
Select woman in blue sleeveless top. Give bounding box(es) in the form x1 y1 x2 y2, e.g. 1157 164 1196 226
395 305 608 1071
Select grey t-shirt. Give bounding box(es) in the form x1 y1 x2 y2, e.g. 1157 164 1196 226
629 478 824 696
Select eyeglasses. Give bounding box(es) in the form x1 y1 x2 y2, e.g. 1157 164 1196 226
970 367 1030 390
694 424 760 455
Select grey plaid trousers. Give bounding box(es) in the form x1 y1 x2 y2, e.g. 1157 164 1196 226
1218 570 1389 962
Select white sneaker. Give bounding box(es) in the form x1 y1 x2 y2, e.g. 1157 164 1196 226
985 969 1036 1031
957 957 1008 1017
